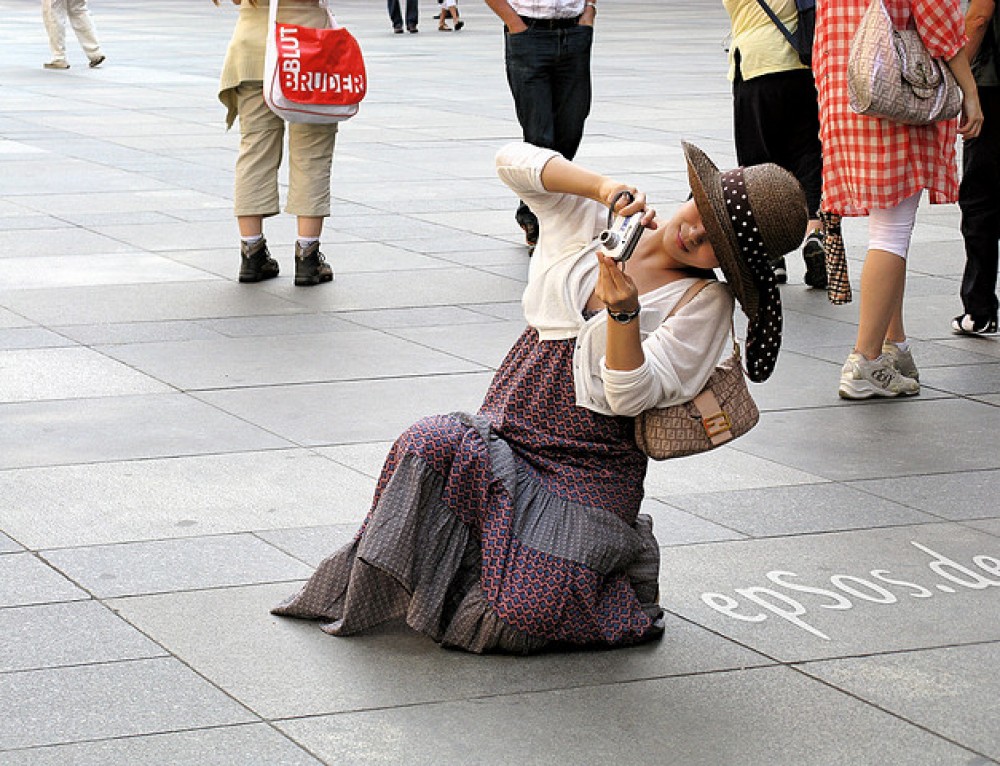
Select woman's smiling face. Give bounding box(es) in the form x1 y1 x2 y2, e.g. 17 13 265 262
661 198 718 270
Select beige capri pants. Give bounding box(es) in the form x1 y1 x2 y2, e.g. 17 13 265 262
234 83 338 218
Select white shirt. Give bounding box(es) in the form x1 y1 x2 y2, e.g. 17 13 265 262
508 0 585 19
494 142 735 417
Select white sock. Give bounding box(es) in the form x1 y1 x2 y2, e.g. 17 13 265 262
892 339 910 352
297 237 319 249
241 234 264 246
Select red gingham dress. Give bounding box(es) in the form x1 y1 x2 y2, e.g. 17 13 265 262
814 0 967 216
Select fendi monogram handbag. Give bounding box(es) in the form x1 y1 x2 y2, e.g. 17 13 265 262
847 0 962 126
634 282 759 460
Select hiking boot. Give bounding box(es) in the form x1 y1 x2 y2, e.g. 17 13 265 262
770 256 788 284
294 241 333 286
881 340 919 381
89 55 106 68
802 230 828 289
839 352 920 400
951 313 998 336
238 238 279 283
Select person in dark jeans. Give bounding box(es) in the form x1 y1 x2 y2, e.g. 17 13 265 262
956 0 1000 335
388 0 419 33
485 0 596 252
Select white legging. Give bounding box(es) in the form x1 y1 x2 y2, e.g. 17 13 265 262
867 191 921 260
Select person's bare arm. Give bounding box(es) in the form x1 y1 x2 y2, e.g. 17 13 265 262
945 48 985 138
966 0 996 63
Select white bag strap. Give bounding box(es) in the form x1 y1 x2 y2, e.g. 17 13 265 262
666 278 744 366
268 0 338 31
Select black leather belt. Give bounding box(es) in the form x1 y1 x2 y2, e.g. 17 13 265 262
518 14 581 29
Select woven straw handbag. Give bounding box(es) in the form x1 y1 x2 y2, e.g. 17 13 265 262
847 0 961 125
634 282 759 461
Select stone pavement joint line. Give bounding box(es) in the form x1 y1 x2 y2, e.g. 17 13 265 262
1 1 999 764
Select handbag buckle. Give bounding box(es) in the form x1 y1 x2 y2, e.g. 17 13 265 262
702 411 732 439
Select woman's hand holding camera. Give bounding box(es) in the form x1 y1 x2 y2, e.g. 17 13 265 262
599 182 658 231
596 251 639 314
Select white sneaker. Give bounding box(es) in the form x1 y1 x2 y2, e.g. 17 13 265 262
839 352 920 399
881 340 919 381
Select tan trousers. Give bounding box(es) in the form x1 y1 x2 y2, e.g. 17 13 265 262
234 84 338 218
41 0 102 62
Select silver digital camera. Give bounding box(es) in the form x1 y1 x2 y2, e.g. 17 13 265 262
599 210 644 263
598 189 644 263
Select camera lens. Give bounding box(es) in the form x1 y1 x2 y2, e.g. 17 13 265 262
600 230 620 248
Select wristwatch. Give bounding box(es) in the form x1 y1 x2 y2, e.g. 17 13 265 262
585 1 597 10
607 305 640 324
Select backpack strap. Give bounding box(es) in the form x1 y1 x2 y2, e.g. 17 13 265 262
753 0 798 53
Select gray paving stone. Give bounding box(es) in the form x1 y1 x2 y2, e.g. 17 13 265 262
109 583 771 721
390 320 526 368
0 553 88 608
197 313 356 338
640 499 747 547
344 305 506 330
0 327 72 350
256 525 361 568
0 532 22 554
98 329 484 390
274 665 977 766
0 658 255 751
0 307 31 330
0 281 307 326
923 362 1000 396
0 450 373 548
315 441 395 479
0 227 135 257
195 372 493 446
0 253 213 289
55 319 224 346
255 268 526 312
850 470 1000 521
659 523 1000 662
43 534 313 598
0 347 170 403
0 394 291 470
666 482 939 538
799 643 1000 762
0 724 322 766
737 398 1000 481
642 445 825 498
0 601 164 673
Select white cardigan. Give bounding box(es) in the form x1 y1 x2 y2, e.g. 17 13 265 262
495 142 735 417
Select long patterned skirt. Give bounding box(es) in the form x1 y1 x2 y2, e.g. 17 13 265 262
272 328 663 653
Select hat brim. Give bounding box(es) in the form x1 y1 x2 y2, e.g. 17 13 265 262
682 141 784 382
683 142 760 322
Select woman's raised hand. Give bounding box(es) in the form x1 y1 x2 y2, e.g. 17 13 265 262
600 182 658 230
595 252 640 313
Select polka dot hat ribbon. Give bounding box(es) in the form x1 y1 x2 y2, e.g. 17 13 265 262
720 167 783 383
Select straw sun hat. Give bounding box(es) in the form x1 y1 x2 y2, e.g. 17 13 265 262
683 141 808 383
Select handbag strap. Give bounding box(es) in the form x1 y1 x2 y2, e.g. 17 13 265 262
268 0 338 31
664 280 743 447
666 279 741 360
753 0 798 53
